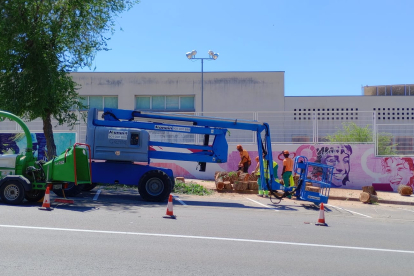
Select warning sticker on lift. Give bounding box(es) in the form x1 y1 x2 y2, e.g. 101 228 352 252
307 195 320 201
155 125 191 132
108 130 128 140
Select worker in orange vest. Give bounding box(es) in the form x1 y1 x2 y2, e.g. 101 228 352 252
282 150 294 199
237 144 251 173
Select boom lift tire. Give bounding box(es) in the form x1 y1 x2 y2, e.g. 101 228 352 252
52 182 83 197
0 180 25 205
138 170 172 202
24 190 46 202
82 183 97 191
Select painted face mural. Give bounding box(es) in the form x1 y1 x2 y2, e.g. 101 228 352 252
381 157 414 190
316 145 352 187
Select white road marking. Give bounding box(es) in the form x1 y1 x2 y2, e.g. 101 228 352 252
0 224 412 254
172 194 187 205
245 197 280 211
326 204 372 218
93 189 101 201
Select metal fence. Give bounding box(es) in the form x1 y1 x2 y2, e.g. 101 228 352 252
1 111 413 156
376 124 414 156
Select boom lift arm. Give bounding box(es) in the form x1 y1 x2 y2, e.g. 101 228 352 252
88 108 334 203
88 108 282 197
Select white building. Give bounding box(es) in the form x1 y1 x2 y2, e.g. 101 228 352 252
71 72 414 155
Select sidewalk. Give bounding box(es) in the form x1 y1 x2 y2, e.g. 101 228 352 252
187 179 414 206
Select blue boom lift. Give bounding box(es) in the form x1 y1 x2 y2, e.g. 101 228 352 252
73 108 332 203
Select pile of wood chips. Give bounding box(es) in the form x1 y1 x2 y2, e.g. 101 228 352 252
359 186 378 204
214 171 258 191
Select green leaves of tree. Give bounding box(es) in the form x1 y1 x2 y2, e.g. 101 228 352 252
325 122 397 155
0 0 139 158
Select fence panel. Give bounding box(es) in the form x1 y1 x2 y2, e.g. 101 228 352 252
196 112 256 144
3 110 414 157
258 111 315 143
376 124 414 156
316 111 375 143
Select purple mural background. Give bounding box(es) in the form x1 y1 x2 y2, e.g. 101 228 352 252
150 144 414 193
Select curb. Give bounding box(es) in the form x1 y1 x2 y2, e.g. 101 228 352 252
214 189 414 206
328 196 414 206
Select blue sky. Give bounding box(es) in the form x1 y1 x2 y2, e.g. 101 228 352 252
77 0 414 96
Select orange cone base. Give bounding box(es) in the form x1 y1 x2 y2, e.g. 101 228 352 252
315 222 328 226
163 215 176 219
38 207 54 211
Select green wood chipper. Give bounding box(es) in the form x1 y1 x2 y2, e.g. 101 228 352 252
0 111 92 205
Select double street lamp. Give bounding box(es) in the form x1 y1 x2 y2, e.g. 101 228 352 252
186 50 219 114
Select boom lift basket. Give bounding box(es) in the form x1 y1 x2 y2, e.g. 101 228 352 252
293 156 333 204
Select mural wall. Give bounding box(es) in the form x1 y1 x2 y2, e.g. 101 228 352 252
150 144 414 192
0 133 77 160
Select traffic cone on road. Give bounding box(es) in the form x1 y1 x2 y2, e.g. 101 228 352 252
38 186 53 211
163 194 176 219
315 203 327 226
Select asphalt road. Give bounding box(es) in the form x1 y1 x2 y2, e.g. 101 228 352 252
0 188 413 276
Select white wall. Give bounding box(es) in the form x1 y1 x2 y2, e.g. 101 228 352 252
71 71 285 113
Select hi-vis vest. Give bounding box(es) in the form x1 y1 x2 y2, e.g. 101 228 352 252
258 160 277 179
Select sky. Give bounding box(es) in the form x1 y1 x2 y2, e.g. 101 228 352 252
77 0 414 96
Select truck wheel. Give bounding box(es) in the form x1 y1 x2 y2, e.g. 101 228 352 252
0 180 25 205
82 183 97 191
52 182 83 197
138 171 172 202
25 190 46 202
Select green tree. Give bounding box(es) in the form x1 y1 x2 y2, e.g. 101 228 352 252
0 0 139 159
325 122 397 155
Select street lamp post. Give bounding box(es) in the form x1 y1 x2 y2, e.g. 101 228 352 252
186 50 219 114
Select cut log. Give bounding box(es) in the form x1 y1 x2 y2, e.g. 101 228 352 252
248 181 258 190
362 186 377 195
359 192 378 203
305 186 320 193
238 173 250 182
215 177 224 190
175 177 185 183
233 181 248 191
224 182 233 190
398 185 413 196
249 173 258 181
214 171 221 180
228 172 238 184
216 182 224 190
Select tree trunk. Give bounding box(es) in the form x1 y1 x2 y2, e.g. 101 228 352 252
359 192 378 203
42 114 56 160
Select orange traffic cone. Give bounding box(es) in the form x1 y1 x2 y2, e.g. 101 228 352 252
39 186 53 211
163 194 176 219
315 203 327 226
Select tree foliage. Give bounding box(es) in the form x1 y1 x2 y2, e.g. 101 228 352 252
0 0 139 159
325 122 397 155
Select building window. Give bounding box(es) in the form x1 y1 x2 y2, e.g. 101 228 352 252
80 96 118 110
135 95 195 111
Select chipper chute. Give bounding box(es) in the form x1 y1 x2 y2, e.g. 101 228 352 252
43 143 92 185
